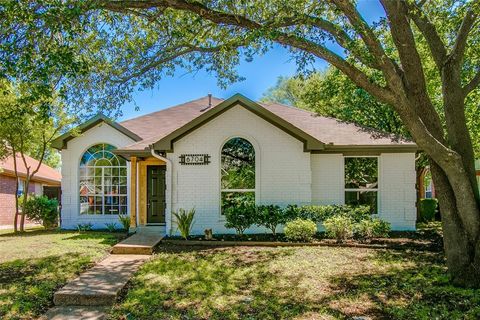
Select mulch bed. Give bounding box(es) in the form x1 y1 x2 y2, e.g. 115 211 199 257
162 231 443 252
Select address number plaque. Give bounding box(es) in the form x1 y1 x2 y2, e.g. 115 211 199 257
179 154 211 165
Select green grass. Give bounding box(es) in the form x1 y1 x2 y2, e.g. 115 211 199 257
110 245 480 320
0 228 123 320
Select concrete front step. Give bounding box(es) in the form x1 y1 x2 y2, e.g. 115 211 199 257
111 230 164 255
54 254 149 306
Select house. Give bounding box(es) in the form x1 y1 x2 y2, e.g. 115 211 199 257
0 153 61 228
52 94 418 235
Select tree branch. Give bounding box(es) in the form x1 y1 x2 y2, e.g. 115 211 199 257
450 5 478 65
406 2 447 69
463 69 480 95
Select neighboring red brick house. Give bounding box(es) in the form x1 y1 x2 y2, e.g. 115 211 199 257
0 153 61 228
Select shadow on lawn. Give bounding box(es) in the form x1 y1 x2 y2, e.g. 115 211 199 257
63 232 125 245
0 253 95 320
111 246 480 320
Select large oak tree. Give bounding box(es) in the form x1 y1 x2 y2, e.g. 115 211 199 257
1 0 479 286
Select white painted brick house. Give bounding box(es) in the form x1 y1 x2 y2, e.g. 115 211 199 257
52 94 417 235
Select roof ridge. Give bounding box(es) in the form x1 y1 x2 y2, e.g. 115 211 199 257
120 95 224 124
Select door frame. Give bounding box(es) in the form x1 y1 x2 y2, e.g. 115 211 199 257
146 164 166 224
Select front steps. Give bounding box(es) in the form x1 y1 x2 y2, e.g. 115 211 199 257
53 255 149 307
111 225 165 255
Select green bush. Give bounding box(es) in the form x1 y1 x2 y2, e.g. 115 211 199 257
284 218 317 242
371 218 391 237
224 198 256 236
419 198 438 222
284 204 371 223
118 214 131 231
105 222 117 232
23 195 59 229
255 205 285 235
172 208 195 239
323 215 354 242
354 219 376 240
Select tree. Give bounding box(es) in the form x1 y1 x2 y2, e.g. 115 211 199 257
1 0 480 287
0 82 72 232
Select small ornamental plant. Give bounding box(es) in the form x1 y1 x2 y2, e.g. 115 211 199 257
118 214 131 232
255 204 285 236
284 218 317 242
172 208 196 240
323 215 354 243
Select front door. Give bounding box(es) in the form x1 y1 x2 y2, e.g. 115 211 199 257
147 165 166 224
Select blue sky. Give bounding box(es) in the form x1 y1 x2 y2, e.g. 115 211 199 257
119 1 385 121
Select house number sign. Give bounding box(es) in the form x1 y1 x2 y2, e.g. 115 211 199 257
179 154 211 165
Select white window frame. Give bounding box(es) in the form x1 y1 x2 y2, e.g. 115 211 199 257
79 144 128 215
220 137 256 215
344 155 379 213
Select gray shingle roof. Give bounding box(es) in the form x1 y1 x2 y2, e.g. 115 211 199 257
116 95 415 152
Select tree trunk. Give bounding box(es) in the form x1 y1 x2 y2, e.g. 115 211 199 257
19 177 29 232
13 178 19 233
431 161 480 287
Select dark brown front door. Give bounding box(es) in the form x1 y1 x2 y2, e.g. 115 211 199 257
147 165 166 224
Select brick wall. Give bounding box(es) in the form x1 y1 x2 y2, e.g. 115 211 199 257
0 175 37 227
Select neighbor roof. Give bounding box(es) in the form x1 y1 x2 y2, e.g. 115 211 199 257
0 153 61 185
54 94 416 155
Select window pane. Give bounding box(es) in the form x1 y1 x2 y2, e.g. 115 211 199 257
79 144 126 215
221 191 255 215
345 191 377 214
221 138 255 189
345 157 378 189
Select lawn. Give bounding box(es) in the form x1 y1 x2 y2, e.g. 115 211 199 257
110 244 480 320
0 228 123 320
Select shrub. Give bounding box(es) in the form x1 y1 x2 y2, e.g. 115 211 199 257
371 218 391 237
419 198 438 222
224 197 256 236
323 215 354 242
77 222 93 231
172 208 196 240
285 204 371 223
105 222 117 232
255 205 284 235
118 214 131 231
23 196 59 229
284 218 317 242
355 219 376 240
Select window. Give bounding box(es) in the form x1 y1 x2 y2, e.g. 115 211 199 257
344 157 378 214
221 137 255 214
79 144 127 215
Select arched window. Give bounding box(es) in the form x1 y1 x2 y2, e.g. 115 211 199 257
221 137 255 214
79 144 127 215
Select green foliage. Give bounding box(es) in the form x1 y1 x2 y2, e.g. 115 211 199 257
355 218 391 240
419 199 439 222
172 208 196 240
105 222 117 232
283 218 317 242
286 204 371 223
77 223 93 232
23 196 58 229
224 195 256 235
118 214 131 231
255 205 284 235
323 215 355 242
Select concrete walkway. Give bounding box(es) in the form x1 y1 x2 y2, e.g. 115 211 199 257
43 254 150 319
111 230 164 254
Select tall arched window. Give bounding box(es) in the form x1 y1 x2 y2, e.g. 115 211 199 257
79 144 127 215
221 137 255 214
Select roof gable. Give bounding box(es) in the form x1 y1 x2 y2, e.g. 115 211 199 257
51 114 142 150
151 94 325 152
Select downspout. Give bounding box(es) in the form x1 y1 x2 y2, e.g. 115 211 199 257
150 147 173 235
